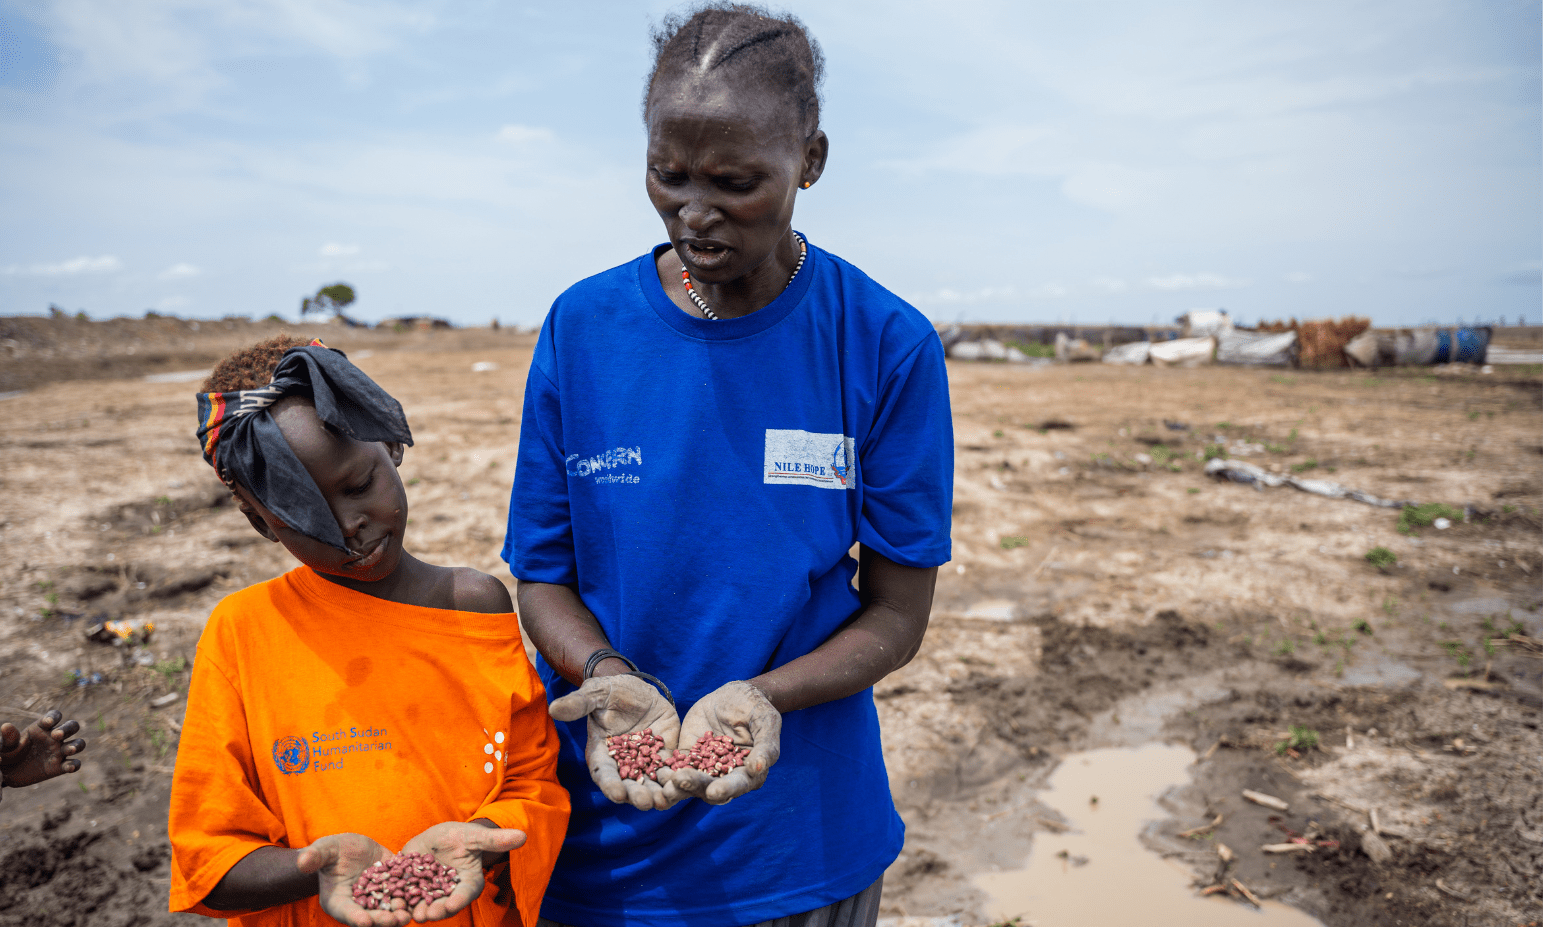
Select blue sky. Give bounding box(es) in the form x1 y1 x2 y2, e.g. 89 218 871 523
1 0 1539 327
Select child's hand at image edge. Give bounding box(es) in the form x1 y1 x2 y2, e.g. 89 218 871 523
0 710 87 791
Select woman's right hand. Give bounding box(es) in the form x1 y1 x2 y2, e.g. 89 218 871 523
550 675 680 811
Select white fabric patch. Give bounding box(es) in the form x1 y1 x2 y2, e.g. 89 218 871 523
763 429 856 490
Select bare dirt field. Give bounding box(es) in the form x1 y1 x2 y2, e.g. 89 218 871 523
0 316 1539 927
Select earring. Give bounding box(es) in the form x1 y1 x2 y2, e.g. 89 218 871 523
801 181 811 189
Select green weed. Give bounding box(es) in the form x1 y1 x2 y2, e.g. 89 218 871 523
1008 341 1055 359
1353 618 1374 636
1216 422 1232 430
1271 375 1295 386
1365 546 1397 569
1203 443 1227 461
1382 596 1397 615
1000 536 1030 550
1187 487 1200 494
1275 639 1296 656
152 656 187 685
1397 503 1464 535
155 495 172 506
408 477 421 486
1440 640 1473 672
1313 630 1328 646
993 429 1004 438
1275 725 1319 755
1292 459 1319 473
147 724 169 760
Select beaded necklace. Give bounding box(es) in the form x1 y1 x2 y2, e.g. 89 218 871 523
681 232 806 320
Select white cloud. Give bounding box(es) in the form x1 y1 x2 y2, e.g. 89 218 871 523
496 124 554 145
320 242 360 257
1 255 123 275
34 0 435 106
158 262 201 279
1091 277 1129 292
1145 273 1250 291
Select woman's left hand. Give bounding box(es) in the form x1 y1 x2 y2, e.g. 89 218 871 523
663 681 781 805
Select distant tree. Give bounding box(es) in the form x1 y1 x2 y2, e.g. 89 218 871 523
300 282 357 320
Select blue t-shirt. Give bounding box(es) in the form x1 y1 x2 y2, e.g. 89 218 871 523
502 239 953 927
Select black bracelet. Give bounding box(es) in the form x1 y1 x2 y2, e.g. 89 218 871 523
624 670 676 710
582 648 637 680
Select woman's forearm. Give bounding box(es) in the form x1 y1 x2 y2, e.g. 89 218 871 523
515 581 632 685
749 546 937 714
204 846 315 911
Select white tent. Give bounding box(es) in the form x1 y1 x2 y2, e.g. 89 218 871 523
1216 330 1297 366
1149 336 1215 367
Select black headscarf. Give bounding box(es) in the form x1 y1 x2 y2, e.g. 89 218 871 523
195 343 413 552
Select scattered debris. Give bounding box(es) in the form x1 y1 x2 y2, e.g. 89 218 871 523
1443 676 1508 692
150 693 181 709
85 620 155 646
1434 878 1472 901
1176 814 1223 838
1360 829 1393 864
1241 789 1289 811
1262 843 1316 854
1204 457 1411 508
1230 878 1263 908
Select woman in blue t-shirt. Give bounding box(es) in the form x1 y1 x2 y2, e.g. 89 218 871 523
504 5 953 926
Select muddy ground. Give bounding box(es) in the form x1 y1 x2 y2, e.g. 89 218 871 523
0 316 1539 927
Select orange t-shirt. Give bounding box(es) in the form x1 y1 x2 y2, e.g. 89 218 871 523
168 567 569 927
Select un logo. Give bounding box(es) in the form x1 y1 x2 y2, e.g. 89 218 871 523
272 736 310 775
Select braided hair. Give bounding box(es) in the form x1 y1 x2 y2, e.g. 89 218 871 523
645 3 825 138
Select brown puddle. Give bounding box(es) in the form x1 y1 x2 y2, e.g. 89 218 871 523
973 744 1323 926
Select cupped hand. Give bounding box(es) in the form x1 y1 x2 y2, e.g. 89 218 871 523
663 680 780 806
0 711 86 788
550 675 679 810
295 833 405 927
400 822 526 922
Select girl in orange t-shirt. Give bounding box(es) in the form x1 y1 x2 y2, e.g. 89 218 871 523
169 337 568 927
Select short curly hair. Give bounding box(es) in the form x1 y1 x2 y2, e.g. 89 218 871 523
201 335 311 393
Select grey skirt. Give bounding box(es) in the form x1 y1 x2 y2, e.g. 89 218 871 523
536 876 884 927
